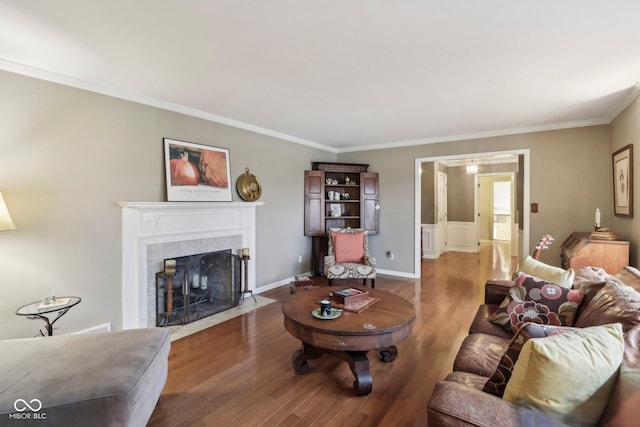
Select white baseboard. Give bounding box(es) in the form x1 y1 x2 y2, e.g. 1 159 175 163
255 271 314 293
376 268 419 279
74 323 112 334
255 269 419 292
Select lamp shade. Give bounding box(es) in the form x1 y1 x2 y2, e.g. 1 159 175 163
0 192 17 231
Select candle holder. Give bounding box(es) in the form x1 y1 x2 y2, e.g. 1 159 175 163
240 253 257 303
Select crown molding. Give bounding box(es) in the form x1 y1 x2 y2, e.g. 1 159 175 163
2 59 634 156
606 82 640 122
0 59 337 154
337 118 610 153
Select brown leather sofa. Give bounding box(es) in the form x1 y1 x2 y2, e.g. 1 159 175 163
427 267 640 427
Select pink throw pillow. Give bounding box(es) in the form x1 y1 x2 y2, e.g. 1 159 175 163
333 232 365 263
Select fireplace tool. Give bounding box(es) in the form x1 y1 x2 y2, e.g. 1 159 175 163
161 259 177 326
241 249 257 303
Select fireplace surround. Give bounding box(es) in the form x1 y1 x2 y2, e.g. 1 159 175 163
120 201 262 329
156 249 241 327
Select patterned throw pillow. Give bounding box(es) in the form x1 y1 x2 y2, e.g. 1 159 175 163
483 323 575 396
489 272 584 333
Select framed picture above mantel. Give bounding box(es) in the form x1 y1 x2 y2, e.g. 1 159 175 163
613 144 633 217
163 138 232 202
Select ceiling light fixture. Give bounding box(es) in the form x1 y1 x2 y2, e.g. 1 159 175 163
466 160 478 174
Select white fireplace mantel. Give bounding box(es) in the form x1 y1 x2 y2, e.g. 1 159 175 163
120 201 263 329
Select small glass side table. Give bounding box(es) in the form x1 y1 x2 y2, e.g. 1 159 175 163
16 297 81 336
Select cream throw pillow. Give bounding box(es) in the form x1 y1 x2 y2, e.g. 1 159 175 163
503 323 624 426
521 256 575 287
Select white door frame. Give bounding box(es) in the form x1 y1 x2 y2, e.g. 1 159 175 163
476 172 516 243
437 171 448 256
414 149 530 278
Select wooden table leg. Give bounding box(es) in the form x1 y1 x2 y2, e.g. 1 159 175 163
291 342 374 395
379 345 398 362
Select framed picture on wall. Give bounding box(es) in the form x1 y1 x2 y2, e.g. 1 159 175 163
163 138 232 201
613 144 633 217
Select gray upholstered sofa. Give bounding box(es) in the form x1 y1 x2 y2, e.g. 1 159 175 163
0 328 170 426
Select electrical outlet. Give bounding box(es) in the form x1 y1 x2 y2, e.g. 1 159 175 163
298 255 302 263
387 251 394 260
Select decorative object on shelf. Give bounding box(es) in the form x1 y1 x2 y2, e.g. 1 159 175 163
163 138 232 202
0 192 16 231
236 168 262 201
329 204 342 217
612 144 633 217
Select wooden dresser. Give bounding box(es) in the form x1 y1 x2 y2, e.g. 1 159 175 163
560 232 630 274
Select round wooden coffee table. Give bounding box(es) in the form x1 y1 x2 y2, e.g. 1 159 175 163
282 287 415 395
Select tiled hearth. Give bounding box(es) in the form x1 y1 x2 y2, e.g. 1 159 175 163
120 201 262 330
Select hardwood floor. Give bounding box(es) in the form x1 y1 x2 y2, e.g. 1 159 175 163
148 242 516 427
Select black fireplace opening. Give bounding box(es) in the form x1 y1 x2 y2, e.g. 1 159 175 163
156 249 242 327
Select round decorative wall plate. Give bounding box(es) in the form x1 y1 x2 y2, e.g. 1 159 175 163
236 168 262 201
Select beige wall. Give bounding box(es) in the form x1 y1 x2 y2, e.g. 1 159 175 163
0 70 336 338
338 125 612 274
420 162 435 224
611 96 640 266
447 166 476 222
0 67 623 338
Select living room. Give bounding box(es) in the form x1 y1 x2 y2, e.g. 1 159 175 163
1 2 640 425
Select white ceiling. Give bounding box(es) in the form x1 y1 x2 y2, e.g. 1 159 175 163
1 1 640 153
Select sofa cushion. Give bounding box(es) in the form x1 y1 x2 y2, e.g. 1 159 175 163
444 371 490 390
574 281 640 333
428 380 569 427
600 325 640 425
521 255 574 287
489 272 584 333
453 333 511 377
483 323 575 397
469 304 514 339
504 323 624 426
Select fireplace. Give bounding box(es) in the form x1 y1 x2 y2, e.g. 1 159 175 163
156 249 241 326
120 202 262 329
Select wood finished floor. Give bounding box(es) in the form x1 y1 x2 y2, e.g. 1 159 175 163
148 241 516 427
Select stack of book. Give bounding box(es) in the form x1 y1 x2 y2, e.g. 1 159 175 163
330 288 379 313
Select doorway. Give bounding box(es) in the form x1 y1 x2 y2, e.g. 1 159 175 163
477 174 516 241
414 150 529 278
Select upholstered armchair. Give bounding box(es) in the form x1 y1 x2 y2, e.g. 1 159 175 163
324 228 376 288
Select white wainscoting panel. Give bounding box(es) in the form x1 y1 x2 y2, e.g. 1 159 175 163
447 221 479 253
421 224 439 259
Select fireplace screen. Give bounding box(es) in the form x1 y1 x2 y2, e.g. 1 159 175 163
156 249 241 327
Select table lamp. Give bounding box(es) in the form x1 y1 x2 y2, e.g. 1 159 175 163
0 192 16 231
